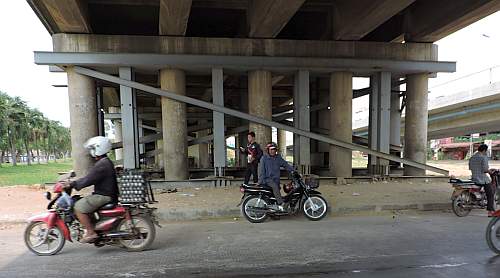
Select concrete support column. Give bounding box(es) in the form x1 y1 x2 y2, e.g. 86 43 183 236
212 68 226 176
155 119 163 169
390 90 402 170
248 70 272 146
198 123 211 168
404 73 429 176
160 69 188 180
368 72 391 176
109 106 123 162
293 70 311 174
277 129 287 158
119 67 139 169
237 132 248 167
67 67 98 177
329 72 353 178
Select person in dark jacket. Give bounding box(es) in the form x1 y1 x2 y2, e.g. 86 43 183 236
66 136 118 243
258 142 294 212
239 132 263 185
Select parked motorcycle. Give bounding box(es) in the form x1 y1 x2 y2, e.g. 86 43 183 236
449 169 500 217
239 172 328 223
24 171 160 256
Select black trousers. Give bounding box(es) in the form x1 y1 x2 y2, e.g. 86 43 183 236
244 162 258 184
479 183 496 211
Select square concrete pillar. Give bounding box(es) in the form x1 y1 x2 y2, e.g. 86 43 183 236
160 69 188 180
293 70 311 174
404 73 429 176
108 106 123 162
155 119 164 169
197 122 211 169
248 70 272 146
329 72 353 178
368 72 391 175
277 129 287 158
66 67 98 177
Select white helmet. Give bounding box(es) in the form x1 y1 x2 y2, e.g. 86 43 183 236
84 136 112 157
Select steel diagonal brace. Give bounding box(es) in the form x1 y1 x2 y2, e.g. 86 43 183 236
73 66 448 176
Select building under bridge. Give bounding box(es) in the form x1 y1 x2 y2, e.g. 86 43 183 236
27 0 500 181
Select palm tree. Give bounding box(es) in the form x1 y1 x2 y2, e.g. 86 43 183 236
30 109 45 164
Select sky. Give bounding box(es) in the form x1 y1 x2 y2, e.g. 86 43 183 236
0 2 499 128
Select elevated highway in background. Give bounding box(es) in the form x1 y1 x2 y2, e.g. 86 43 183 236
354 66 500 140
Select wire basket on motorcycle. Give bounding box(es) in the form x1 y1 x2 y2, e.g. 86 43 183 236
118 170 157 204
304 174 320 189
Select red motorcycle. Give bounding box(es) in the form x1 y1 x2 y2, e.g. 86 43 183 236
24 172 160 256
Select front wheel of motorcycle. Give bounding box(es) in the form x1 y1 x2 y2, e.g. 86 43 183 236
302 195 328 221
242 195 269 223
118 215 156 252
452 192 472 217
24 221 65 256
486 217 500 255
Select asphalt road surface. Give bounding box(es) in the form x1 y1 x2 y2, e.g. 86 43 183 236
1 211 499 277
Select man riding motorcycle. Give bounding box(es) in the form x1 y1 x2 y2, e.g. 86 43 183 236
65 136 118 243
257 142 294 212
469 143 497 217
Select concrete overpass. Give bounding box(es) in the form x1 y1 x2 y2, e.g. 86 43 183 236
27 0 500 179
354 74 500 140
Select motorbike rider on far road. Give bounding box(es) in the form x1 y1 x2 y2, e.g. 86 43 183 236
469 143 497 217
65 136 119 243
258 142 294 212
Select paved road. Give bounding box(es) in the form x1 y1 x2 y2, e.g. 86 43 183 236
1 211 499 277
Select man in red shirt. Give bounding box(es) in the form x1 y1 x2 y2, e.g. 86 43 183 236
239 132 263 186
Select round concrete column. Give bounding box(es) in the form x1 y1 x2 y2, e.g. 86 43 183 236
329 72 353 178
404 73 428 176
160 69 188 180
155 119 163 169
198 127 211 168
67 67 98 177
248 70 272 146
277 129 287 158
108 106 123 162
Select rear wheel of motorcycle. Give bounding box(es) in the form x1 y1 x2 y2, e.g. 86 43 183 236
452 193 472 217
242 196 268 223
118 215 156 252
486 217 500 255
302 195 328 221
24 221 65 256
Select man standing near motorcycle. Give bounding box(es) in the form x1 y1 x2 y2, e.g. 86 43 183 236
240 131 263 186
469 144 497 217
66 136 119 243
258 142 294 212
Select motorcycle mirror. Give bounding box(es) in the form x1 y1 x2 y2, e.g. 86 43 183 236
44 191 52 200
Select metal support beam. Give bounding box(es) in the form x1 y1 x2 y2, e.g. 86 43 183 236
35 52 456 74
119 67 139 169
369 72 391 175
73 66 449 175
293 70 311 174
212 68 225 176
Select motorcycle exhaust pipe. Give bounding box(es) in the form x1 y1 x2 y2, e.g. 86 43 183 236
103 232 133 239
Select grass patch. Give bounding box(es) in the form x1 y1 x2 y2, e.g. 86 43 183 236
0 160 73 186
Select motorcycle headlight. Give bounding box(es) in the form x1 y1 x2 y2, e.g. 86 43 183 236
44 191 52 200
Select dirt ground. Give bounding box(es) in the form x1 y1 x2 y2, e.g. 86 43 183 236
0 160 485 226
428 160 500 177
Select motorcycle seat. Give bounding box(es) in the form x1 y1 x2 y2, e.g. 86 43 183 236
449 178 476 185
243 184 273 191
99 203 116 210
